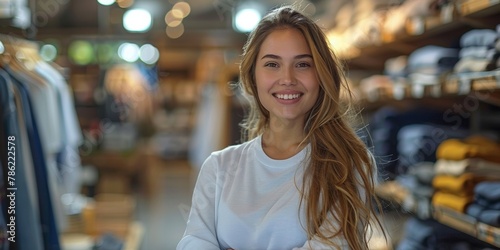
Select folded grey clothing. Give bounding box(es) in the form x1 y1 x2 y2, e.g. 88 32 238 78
408 45 459 74
454 57 497 73
474 181 500 201
408 161 436 186
459 46 498 60
412 184 434 198
460 29 497 47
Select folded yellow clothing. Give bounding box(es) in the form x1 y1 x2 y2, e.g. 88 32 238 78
432 173 483 196
432 191 473 213
436 137 500 163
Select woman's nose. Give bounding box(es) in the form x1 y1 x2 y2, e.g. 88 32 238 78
279 67 295 85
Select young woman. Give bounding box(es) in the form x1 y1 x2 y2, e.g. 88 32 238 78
177 5 384 250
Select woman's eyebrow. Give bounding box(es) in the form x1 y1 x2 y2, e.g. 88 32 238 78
260 54 312 59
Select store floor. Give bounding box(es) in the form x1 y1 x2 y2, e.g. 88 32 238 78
133 158 409 250
135 159 197 250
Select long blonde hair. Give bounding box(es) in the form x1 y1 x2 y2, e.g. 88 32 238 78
239 5 384 249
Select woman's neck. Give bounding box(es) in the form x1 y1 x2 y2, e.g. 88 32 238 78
261 125 307 160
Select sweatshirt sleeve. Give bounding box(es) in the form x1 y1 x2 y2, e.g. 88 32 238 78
176 155 221 250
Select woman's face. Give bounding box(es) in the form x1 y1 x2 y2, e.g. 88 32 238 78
255 27 320 125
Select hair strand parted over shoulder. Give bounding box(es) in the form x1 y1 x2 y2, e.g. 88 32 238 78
238 5 386 249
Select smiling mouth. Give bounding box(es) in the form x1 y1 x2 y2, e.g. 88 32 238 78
274 93 301 100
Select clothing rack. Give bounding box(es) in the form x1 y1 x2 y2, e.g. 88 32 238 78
0 33 83 250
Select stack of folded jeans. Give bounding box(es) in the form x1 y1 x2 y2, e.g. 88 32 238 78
454 28 499 73
396 162 436 218
368 106 453 180
407 45 459 97
466 181 500 227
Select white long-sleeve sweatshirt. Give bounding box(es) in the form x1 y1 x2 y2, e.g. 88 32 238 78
177 135 349 250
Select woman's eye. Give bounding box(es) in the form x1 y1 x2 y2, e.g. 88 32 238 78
264 62 278 68
297 62 311 68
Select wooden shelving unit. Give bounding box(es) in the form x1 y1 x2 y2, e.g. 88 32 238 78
368 3 500 232
375 181 500 248
344 0 500 70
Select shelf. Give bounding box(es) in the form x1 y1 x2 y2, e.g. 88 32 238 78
345 0 500 70
434 205 500 248
460 0 500 17
358 70 500 106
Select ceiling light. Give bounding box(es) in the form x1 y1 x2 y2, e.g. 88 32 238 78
123 9 152 32
172 2 190 18
68 40 95 65
233 2 263 33
117 0 134 8
118 43 140 62
166 23 184 39
165 10 182 27
40 44 58 61
97 0 115 6
140 44 160 65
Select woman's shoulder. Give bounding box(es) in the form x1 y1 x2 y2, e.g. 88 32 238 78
211 137 258 159
200 137 259 175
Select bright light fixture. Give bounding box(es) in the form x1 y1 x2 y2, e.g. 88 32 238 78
233 2 262 33
140 44 160 64
97 0 115 6
118 43 140 62
172 2 190 18
40 44 58 61
123 9 152 32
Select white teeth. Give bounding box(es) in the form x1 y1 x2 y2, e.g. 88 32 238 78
276 94 300 100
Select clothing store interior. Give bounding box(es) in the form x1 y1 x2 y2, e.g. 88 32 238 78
1 0 500 249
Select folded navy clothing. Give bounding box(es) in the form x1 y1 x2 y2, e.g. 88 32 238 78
475 198 500 210
397 124 469 171
460 29 497 48
474 181 500 201
478 210 500 227
407 45 459 75
466 202 500 227
368 106 452 179
466 202 484 218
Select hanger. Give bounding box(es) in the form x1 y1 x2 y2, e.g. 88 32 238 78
0 33 48 86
